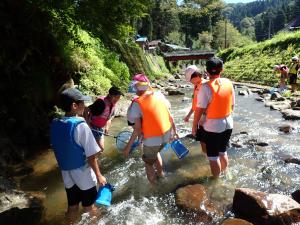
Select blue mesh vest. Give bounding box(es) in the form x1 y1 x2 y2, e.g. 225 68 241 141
50 117 86 170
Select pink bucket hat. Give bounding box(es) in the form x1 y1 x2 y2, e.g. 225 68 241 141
132 73 150 83
129 73 150 92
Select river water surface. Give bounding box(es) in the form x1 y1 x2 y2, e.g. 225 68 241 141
21 86 300 225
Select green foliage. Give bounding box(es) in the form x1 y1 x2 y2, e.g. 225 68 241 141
193 31 213 50
178 0 224 47
223 0 295 41
112 40 169 80
76 0 152 43
218 30 300 86
212 20 254 50
62 30 130 95
165 31 185 46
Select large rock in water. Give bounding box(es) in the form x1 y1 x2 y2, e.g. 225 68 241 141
0 190 45 225
292 190 300 204
281 109 300 120
232 188 300 225
221 218 254 225
175 184 218 223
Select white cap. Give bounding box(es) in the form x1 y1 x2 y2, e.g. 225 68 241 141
184 65 199 82
292 56 299 61
273 65 280 70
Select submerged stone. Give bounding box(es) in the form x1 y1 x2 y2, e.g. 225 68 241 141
0 190 45 225
175 184 218 223
282 109 300 120
221 218 254 225
233 188 300 225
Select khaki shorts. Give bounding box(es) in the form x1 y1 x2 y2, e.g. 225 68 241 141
143 143 166 159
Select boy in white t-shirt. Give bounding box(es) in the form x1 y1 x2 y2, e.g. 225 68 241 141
50 88 107 216
192 57 235 178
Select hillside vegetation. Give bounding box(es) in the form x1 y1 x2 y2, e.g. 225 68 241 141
218 31 300 86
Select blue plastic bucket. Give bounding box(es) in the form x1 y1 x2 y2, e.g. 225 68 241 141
170 140 189 159
95 183 115 207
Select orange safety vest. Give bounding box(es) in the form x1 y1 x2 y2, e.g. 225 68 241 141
206 78 233 119
134 92 172 138
192 82 201 111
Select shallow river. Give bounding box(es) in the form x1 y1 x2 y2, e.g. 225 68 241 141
21 86 300 225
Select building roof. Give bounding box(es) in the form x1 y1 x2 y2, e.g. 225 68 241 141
135 37 148 42
165 44 190 50
148 40 161 46
163 50 215 61
290 15 300 29
281 15 300 31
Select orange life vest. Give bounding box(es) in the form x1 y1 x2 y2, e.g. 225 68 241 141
192 82 201 111
134 92 171 138
206 78 233 119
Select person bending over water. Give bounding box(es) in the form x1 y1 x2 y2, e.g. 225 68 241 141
123 74 178 184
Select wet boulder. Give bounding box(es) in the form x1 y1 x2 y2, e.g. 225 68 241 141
221 218 254 225
0 190 45 225
114 98 131 117
265 100 291 111
281 109 300 120
165 86 176 92
238 90 249 96
271 92 283 101
168 90 185 96
255 97 264 102
249 88 261 93
284 157 300 165
175 184 218 223
262 93 271 100
181 97 190 102
0 177 17 192
174 73 181 79
292 190 300 204
278 124 295 133
232 188 300 225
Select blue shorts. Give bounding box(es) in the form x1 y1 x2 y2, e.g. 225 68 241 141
91 125 104 141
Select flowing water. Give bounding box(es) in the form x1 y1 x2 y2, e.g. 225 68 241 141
20 86 300 225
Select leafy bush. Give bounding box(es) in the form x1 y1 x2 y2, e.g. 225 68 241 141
218 30 300 86
62 30 130 95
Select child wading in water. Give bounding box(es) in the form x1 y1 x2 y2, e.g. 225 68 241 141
274 64 289 92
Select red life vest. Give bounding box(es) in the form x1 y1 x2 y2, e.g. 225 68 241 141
91 96 115 128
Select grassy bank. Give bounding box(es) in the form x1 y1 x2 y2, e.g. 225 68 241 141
218 31 300 86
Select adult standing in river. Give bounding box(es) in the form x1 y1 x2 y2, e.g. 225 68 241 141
183 65 207 153
85 86 123 152
192 57 235 178
288 56 300 93
123 74 179 184
50 88 107 217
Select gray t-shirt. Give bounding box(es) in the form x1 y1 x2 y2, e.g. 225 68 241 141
197 79 235 133
127 91 172 146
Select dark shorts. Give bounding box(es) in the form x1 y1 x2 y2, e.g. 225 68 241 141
203 129 232 159
289 74 297 85
65 184 97 207
91 125 104 141
196 126 205 142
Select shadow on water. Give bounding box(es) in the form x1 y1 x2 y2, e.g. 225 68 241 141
20 87 300 225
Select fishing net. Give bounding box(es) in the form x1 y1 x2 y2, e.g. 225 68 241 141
115 131 139 152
